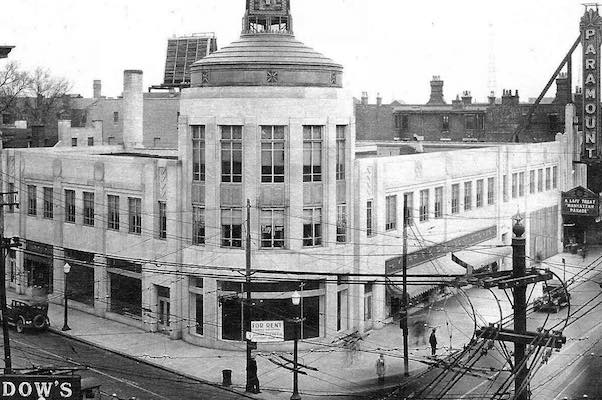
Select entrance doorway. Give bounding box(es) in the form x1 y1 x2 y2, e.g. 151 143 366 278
157 286 171 333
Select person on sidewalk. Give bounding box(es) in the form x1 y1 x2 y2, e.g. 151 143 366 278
247 356 261 394
375 353 386 384
429 328 438 356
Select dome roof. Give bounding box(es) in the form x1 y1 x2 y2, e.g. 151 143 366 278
190 34 343 88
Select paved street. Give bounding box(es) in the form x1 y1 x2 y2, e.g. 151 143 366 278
4 330 251 400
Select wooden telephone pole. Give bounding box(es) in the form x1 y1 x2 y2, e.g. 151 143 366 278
0 189 19 374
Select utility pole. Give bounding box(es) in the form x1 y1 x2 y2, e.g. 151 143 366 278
401 199 409 377
512 218 528 400
0 189 19 374
245 199 253 392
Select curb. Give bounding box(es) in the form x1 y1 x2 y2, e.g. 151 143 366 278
46 326 258 400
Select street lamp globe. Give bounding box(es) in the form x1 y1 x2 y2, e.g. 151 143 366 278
63 262 71 274
291 290 300 306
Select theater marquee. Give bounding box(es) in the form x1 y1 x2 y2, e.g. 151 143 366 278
562 186 600 217
581 7 602 160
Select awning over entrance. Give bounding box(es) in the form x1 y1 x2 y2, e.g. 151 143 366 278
386 256 466 300
452 242 511 273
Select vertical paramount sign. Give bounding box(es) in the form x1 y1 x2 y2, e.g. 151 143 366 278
581 7 602 160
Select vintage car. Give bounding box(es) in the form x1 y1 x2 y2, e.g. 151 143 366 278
533 280 570 313
3 299 50 333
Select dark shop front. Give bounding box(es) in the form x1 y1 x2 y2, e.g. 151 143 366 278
24 241 53 293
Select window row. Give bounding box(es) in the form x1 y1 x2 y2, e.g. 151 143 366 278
503 166 558 202
191 205 348 248
191 124 347 184
395 113 486 132
25 186 161 237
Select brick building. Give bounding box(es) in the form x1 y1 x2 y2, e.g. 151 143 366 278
356 74 575 143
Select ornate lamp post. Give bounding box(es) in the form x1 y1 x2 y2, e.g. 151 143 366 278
290 290 302 400
62 263 71 331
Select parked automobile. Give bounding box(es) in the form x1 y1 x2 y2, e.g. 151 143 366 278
533 280 570 313
3 299 50 333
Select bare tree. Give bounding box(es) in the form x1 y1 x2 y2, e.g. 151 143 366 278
23 67 72 125
0 62 31 116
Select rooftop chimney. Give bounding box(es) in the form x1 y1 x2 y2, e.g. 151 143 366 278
361 91 368 105
93 80 102 99
488 91 496 105
427 76 446 105
501 89 519 106
452 94 463 109
123 70 144 149
461 90 472 105
376 92 382 106
554 72 570 105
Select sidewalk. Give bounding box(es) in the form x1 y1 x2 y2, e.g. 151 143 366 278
7 247 601 399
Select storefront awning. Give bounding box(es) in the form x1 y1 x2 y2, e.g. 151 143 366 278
386 256 466 300
452 243 511 272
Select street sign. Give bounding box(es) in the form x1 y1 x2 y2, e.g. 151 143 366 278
0 375 81 400
250 320 284 342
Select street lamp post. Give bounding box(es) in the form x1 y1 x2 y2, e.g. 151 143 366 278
62 263 71 331
290 290 302 400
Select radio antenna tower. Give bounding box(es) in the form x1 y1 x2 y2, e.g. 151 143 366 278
488 23 498 97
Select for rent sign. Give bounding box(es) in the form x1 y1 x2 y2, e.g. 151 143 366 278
581 7 602 160
562 186 600 217
250 320 284 342
0 375 81 400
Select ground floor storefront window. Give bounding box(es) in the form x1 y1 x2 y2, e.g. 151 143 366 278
189 277 203 335
65 248 94 306
24 241 53 293
218 280 322 341
107 258 142 318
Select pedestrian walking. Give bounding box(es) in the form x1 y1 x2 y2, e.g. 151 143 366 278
247 356 261 394
429 328 438 356
375 353 386 384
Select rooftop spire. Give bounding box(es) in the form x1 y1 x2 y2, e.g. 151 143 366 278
243 0 293 35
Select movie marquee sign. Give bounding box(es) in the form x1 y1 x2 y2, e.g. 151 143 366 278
581 7 602 160
562 186 600 217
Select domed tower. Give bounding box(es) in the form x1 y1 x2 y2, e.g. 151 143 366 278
179 0 355 347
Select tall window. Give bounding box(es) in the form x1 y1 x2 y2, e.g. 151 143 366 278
529 170 535 194
476 114 485 130
336 204 347 243
476 179 484 208
434 187 443 218
451 184 460 214
189 278 203 335
261 126 285 183
107 195 119 230
221 208 242 248
43 187 53 219
503 175 508 202
128 197 142 234
419 189 429 222
192 206 205 245
83 192 94 226
511 173 518 199
260 209 285 248
442 115 450 131
537 169 543 192
487 177 495 205
192 125 206 182
366 200 374 237
7 182 14 213
113 111 119 123
303 208 322 247
303 125 323 182
65 190 75 222
552 166 558 189
464 181 472 211
403 192 414 226
519 172 525 197
27 185 36 215
336 126 346 180
545 167 551 190
87 137 94 146
465 114 476 130
71 138 77 147
221 125 243 183
385 195 397 230
158 201 167 239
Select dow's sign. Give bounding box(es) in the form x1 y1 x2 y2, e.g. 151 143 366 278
0 375 81 400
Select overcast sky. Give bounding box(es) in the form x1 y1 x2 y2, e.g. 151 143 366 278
0 0 592 103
